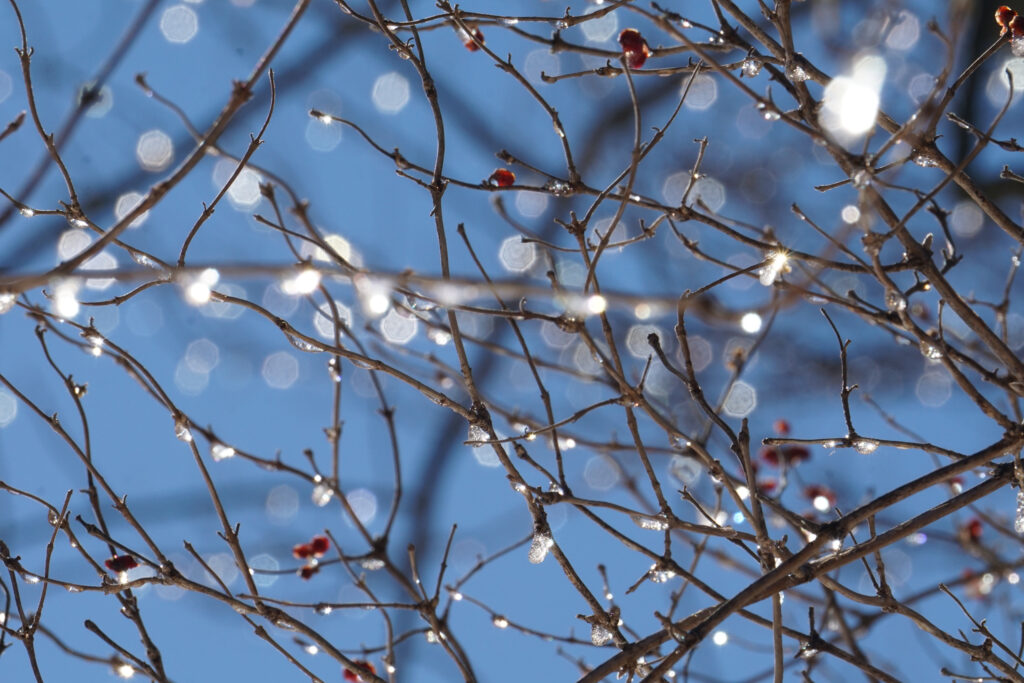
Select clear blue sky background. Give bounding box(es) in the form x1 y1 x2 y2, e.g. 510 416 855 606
1 1 1022 681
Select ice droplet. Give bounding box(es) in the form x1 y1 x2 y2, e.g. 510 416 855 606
327 358 342 382
288 335 322 353
920 341 943 360
544 179 574 197
467 424 488 446
492 615 509 629
312 482 334 507
912 151 938 168
1013 35 1024 57
131 252 161 270
360 557 385 570
852 439 878 454
785 59 809 82
591 623 612 646
173 417 193 443
741 58 762 77
1015 491 1024 534
852 170 872 188
885 290 907 312
648 564 676 583
0 292 15 314
211 442 236 461
528 531 554 564
756 102 780 121
631 514 670 531
758 252 789 286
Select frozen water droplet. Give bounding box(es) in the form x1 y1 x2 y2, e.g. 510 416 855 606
912 151 938 168
360 557 385 570
315 604 333 615
425 630 439 643
852 170 872 188
648 564 676 583
741 58 762 77
312 482 334 506
48 509 60 526
511 481 528 494
0 292 15 314
1015 491 1024 534
492 615 509 629
785 60 809 82
327 358 342 382
288 335 322 353
920 341 943 360
1013 35 1024 57
173 418 193 443
756 102 780 121
758 252 789 286
131 252 161 269
885 290 907 312
631 514 670 531
821 440 839 449
548 482 564 496
19 207 34 217
211 442 236 461
591 623 612 646
65 584 82 593
467 424 488 446
544 179 574 197
528 531 554 564
853 439 878 454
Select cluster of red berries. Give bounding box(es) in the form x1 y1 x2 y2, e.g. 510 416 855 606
618 29 651 69
104 554 139 573
758 419 811 468
293 535 329 580
343 660 377 682
996 6 1024 36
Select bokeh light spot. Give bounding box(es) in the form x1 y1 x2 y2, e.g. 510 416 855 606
160 5 199 44
136 130 173 172
262 352 299 389
372 72 410 114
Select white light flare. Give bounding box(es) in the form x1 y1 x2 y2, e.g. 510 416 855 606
821 54 887 137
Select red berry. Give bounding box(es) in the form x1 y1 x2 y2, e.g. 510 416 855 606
759 445 809 467
618 29 651 69
488 168 516 188
344 660 377 682
964 518 983 543
784 445 811 465
1010 14 1024 36
292 543 313 560
309 535 330 557
804 484 836 508
104 555 139 573
997 6 1018 33
461 26 485 51
298 564 319 580
773 419 790 436
758 446 780 466
758 478 777 494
